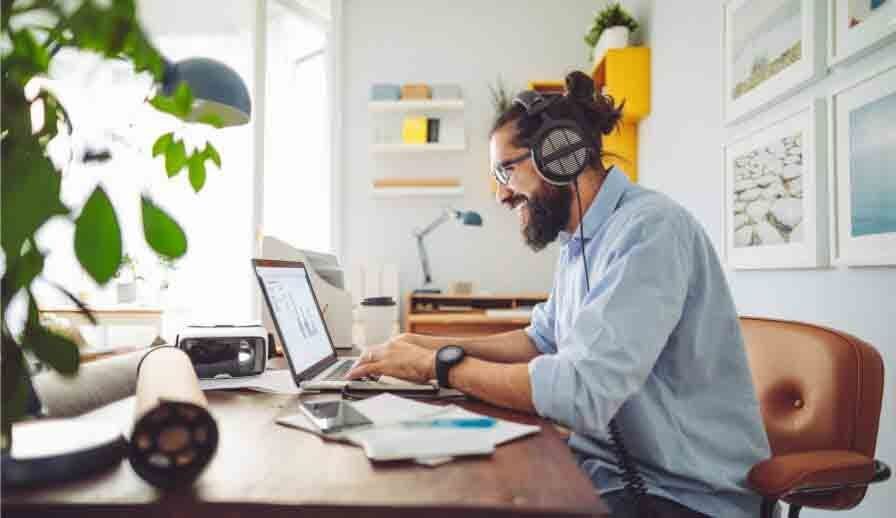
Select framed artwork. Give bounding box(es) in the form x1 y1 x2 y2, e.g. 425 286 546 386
724 100 828 269
723 0 826 124
830 63 896 266
830 0 896 65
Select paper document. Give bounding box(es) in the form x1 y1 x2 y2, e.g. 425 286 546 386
276 394 541 464
198 368 299 394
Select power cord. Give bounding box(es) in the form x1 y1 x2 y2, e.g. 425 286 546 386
573 179 655 518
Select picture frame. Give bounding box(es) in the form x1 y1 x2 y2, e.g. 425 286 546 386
723 0 827 124
829 0 896 66
724 100 828 269
829 62 896 266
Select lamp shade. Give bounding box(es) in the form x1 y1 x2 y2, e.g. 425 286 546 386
459 211 483 226
162 58 251 126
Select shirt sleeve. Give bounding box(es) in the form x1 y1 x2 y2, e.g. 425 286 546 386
528 209 693 431
525 284 558 354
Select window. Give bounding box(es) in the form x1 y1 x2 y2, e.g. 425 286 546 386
263 0 333 254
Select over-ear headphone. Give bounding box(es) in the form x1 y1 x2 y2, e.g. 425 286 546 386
512 90 596 186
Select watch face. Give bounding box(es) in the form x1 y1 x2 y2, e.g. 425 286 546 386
438 345 463 363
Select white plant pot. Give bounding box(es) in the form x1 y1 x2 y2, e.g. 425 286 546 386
117 282 137 303
592 26 631 67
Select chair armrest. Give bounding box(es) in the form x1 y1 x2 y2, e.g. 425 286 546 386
748 450 876 497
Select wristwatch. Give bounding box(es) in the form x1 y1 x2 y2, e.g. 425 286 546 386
435 345 466 388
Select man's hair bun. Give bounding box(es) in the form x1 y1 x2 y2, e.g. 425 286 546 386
565 70 595 101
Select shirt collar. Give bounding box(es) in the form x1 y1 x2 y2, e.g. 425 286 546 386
558 167 630 246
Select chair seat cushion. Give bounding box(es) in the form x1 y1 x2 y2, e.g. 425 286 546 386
748 450 875 497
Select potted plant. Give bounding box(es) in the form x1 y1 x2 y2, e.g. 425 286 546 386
1 0 228 448
114 254 143 303
584 2 639 66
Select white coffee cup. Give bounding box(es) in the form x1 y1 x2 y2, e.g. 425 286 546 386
359 297 397 348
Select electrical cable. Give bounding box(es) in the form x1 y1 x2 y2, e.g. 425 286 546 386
573 179 654 518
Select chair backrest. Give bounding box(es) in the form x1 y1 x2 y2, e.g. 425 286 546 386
740 317 885 506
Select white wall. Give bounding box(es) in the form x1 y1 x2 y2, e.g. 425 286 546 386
339 0 613 299
639 2 896 517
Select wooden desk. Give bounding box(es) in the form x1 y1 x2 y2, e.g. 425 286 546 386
405 293 548 336
3 391 606 517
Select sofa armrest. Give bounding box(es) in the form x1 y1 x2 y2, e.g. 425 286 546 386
748 450 876 497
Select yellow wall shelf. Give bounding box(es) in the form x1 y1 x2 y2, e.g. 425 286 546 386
590 46 651 182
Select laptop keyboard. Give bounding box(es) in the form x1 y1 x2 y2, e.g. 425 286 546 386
322 359 355 381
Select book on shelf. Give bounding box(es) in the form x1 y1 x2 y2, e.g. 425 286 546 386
484 308 533 319
426 118 440 143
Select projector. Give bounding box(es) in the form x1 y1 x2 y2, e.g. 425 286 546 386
176 325 270 378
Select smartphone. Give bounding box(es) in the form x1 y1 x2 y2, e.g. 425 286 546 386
298 400 373 433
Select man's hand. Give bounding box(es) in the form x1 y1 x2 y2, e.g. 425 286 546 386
345 338 436 384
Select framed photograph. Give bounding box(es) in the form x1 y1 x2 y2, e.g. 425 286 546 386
830 0 896 65
830 63 896 266
723 0 826 124
724 100 828 269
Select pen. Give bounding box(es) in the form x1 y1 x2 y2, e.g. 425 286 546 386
399 417 497 428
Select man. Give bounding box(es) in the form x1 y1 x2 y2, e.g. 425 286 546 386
347 71 770 518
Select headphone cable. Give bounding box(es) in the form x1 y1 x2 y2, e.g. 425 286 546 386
573 179 654 518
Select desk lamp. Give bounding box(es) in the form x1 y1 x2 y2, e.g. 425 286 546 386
413 208 483 294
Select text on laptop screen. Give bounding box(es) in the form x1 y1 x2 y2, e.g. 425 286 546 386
256 266 331 372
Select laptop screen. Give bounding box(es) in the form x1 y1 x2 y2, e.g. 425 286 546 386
255 263 333 374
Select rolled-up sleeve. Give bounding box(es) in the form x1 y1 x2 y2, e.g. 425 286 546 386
525 288 557 354
528 211 693 431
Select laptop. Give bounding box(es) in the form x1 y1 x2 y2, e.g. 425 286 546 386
253 258 362 390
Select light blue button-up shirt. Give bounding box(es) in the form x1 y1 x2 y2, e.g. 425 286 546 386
526 168 770 517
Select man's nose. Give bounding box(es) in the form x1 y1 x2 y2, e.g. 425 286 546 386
496 182 512 204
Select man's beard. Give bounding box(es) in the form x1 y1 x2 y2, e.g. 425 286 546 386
522 182 572 252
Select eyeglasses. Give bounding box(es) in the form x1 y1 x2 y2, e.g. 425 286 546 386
491 152 530 185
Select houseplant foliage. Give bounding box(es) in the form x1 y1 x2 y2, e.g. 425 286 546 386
584 2 639 61
1 0 224 447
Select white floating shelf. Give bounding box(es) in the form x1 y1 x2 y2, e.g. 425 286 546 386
368 99 465 112
371 143 466 153
372 186 465 198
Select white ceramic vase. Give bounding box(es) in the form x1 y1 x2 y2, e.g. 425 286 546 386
592 26 630 66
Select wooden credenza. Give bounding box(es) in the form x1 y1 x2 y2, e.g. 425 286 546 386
404 293 548 336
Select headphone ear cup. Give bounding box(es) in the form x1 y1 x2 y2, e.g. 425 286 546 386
531 121 592 185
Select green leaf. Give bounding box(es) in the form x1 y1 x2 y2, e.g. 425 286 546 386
197 113 225 129
4 244 45 295
1 333 31 446
149 94 178 116
151 132 173 158
164 139 186 176
203 142 221 168
173 82 194 118
25 323 80 377
1 138 70 260
188 154 206 192
142 196 187 259
74 186 122 285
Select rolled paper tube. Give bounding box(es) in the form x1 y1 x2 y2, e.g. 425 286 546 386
129 346 219 489
32 349 146 418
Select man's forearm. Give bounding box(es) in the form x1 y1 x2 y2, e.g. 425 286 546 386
405 329 540 363
447 357 535 414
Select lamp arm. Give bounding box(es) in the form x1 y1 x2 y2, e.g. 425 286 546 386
415 209 455 238
416 233 433 286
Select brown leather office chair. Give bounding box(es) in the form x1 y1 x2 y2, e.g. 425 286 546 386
740 317 890 518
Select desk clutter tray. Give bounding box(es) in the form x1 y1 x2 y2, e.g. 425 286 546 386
276 394 539 465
